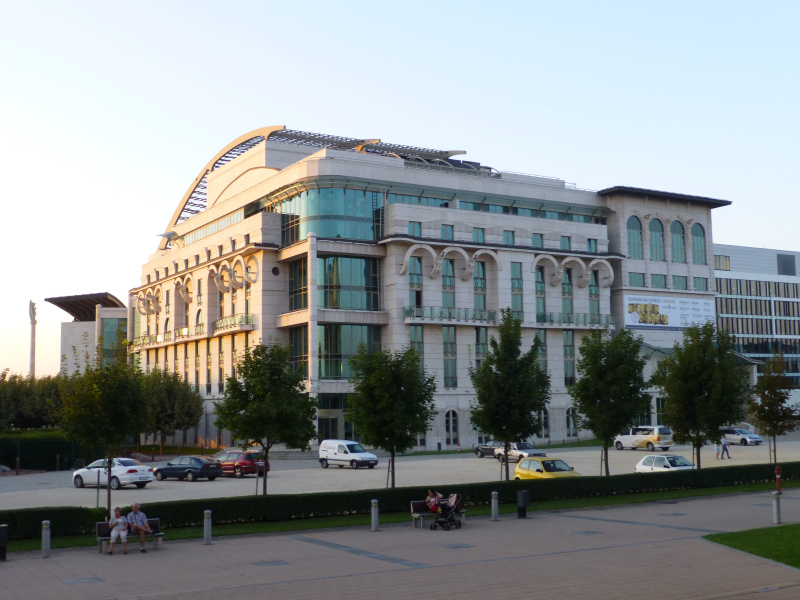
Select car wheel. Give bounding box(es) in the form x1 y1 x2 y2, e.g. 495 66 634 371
208 477 217 481
234 466 243 478
514 477 520 480
155 471 165 481
476 450 484 458
615 442 623 450
135 482 147 488
74 476 84 488
517 455 523 463
350 460 358 469
186 471 196 482
321 459 328 468
110 477 120 490
646 443 655 452
455 520 462 529
741 439 748 446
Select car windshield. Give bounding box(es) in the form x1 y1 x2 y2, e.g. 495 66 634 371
246 453 264 460
666 456 692 467
735 429 749 435
347 444 366 453
117 459 143 467
517 443 535 450
542 460 571 472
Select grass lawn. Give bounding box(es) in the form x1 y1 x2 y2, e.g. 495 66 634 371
8 479 797 554
705 523 800 569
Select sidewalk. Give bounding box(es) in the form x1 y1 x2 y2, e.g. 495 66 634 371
1 488 798 600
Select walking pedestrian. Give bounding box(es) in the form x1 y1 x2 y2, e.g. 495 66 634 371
720 434 731 459
715 441 721 460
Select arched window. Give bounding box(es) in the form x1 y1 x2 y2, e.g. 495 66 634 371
445 410 459 445
566 408 578 437
627 216 643 259
196 310 203 325
164 318 170 334
539 408 549 438
691 224 707 265
671 221 686 263
649 219 665 261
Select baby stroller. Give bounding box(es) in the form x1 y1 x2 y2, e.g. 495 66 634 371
430 493 462 531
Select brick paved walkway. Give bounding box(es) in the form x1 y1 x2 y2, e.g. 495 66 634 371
2 489 799 600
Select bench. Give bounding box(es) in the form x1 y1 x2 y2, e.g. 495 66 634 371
411 501 466 530
96 518 164 553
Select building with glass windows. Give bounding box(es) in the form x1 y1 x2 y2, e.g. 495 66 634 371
128 126 728 450
713 244 800 404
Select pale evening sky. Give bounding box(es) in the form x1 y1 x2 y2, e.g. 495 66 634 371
1 1 798 376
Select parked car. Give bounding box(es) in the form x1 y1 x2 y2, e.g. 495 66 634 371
720 427 762 446
154 456 223 481
634 454 695 473
318 439 378 468
614 426 673 451
514 457 581 480
494 442 547 463
217 451 270 477
73 458 154 490
474 440 504 458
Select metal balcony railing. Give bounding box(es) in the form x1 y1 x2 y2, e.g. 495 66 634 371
564 376 576 386
214 313 256 332
403 306 496 322
564 346 575 357
475 343 488 355
536 282 546 293
165 305 171 314
511 311 524 321
410 341 424 353
444 376 458 388
409 273 423 286
589 285 600 296
535 313 615 326
511 278 523 290
194 323 205 335
441 276 455 287
197 295 203 306
163 331 172 342
218 382 225 394
205 383 211 394
443 342 457 355
561 283 573 295
473 278 486 289
175 327 190 339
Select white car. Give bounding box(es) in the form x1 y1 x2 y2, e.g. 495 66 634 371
720 427 762 446
614 426 674 451
634 454 695 473
73 458 155 489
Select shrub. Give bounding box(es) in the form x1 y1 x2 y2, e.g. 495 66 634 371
0 506 106 540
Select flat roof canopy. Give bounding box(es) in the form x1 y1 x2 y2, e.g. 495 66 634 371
598 186 731 208
45 292 126 322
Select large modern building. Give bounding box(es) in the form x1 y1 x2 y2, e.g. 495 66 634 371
714 244 800 404
128 126 725 450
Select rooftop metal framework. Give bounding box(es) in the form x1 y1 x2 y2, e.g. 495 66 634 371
45 292 126 322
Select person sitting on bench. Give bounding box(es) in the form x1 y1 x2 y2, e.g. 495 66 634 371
108 508 128 555
127 503 152 553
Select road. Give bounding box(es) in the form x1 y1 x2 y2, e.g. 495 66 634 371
2 438 796 510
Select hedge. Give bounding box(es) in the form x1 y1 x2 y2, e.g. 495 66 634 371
3 461 797 541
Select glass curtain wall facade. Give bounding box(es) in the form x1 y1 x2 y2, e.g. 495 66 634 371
318 325 381 380
318 256 380 310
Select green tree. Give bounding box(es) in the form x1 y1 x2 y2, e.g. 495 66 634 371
749 353 800 462
347 344 436 488
58 343 148 517
569 329 650 476
143 368 203 454
652 322 752 468
469 308 551 481
0 371 61 430
214 342 317 495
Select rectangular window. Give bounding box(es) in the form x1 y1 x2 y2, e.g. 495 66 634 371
586 239 597 253
443 326 456 356
673 275 688 290
629 272 645 287
444 358 457 388
560 236 571 251
534 329 547 371
289 259 308 311
473 228 484 243
532 233 543 249
564 331 575 386
589 298 599 316
475 327 487 355
408 222 421 237
442 259 455 287
694 277 708 291
503 231 515 246
409 325 423 354
474 293 486 310
442 291 455 308
473 261 486 289
409 256 423 287
318 324 380 380
562 297 573 314
441 224 454 240
651 274 667 289
511 294 523 319
535 266 545 294
511 262 523 290
714 255 731 271
318 256 381 311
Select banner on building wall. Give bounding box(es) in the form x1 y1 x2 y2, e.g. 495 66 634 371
624 295 715 331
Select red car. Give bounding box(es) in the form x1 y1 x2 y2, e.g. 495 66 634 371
217 451 270 478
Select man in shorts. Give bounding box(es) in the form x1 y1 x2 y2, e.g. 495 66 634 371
127 503 152 553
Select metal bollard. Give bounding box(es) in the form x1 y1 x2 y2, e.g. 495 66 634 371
772 491 781 525
203 510 212 544
41 521 50 558
491 491 499 521
371 499 379 531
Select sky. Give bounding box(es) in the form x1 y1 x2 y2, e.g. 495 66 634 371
1 1 798 376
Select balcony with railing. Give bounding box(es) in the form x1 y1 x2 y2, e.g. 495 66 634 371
195 323 205 335
473 277 486 289
213 313 257 333
561 283 573 295
511 278 523 290
536 281 546 293
511 311 524 321
443 342 457 355
441 276 455 287
175 327 191 340
409 273 423 286
535 313 615 327
410 341 424 353
475 343 488 355
444 376 458 388
404 306 496 324
589 285 600 296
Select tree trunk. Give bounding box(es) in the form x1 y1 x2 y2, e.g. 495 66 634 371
603 443 610 476
106 444 112 519
504 445 510 481
390 451 396 488
262 441 270 495
773 433 777 463
159 435 164 456
695 429 702 469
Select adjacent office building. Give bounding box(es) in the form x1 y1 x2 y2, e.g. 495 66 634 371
128 126 725 449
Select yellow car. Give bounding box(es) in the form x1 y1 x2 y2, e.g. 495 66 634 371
514 457 582 480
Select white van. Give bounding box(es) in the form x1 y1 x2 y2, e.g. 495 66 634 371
319 440 378 469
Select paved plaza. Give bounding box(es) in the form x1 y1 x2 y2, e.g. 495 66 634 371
2 487 799 600
3 439 797 511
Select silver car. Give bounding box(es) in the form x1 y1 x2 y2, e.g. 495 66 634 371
720 427 762 446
